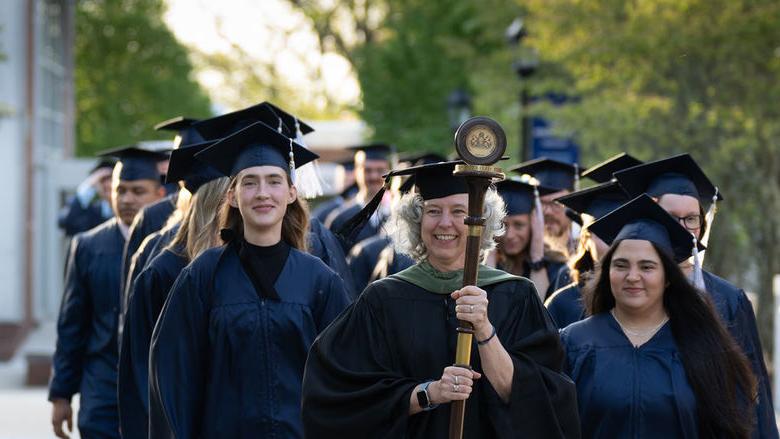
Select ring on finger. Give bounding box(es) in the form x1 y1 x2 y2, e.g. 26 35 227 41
469 305 474 313
454 384 460 393
454 375 459 385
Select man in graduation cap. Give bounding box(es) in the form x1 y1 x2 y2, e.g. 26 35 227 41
492 178 564 300
303 161 580 438
346 152 446 296
58 158 116 237
149 121 349 439
324 143 394 251
509 157 581 257
614 153 778 439
49 146 167 439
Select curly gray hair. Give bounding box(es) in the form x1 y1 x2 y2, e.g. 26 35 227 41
388 188 506 263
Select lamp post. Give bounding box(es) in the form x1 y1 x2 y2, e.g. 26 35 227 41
506 17 539 161
447 89 473 134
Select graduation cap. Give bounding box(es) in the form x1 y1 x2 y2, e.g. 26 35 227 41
192 102 314 141
613 153 722 206
496 179 557 216
89 157 117 175
165 140 224 193
555 181 631 221
155 116 204 148
348 143 394 162
263 102 315 136
581 153 643 183
509 157 581 192
588 194 704 263
337 161 467 245
98 145 169 181
195 121 319 178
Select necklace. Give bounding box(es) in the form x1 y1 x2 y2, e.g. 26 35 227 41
610 309 669 338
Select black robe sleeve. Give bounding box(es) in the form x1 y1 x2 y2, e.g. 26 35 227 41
302 290 420 438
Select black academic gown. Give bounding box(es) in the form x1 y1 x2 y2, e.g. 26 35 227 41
301 266 581 438
561 313 698 438
120 193 177 296
49 218 125 439
307 218 356 299
347 235 414 296
545 283 586 329
149 243 350 439
117 246 188 439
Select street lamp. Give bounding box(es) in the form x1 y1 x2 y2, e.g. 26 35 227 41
506 17 538 162
447 89 472 133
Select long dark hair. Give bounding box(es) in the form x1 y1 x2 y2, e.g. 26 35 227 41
219 171 309 251
583 241 756 438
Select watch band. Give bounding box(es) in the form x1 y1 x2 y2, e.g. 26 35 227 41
416 381 439 411
528 258 546 272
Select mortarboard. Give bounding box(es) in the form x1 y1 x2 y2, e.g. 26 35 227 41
555 181 631 221
581 153 642 183
509 157 581 192
613 153 722 206
348 143 394 162
155 116 204 148
99 145 169 182
195 121 318 178
165 140 224 193
496 179 557 216
193 102 314 141
89 157 118 175
263 102 315 137
588 194 704 263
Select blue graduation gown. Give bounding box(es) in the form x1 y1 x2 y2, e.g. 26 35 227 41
120 193 177 295
561 313 698 438
545 266 779 438
326 202 386 252
347 235 414 296
58 195 112 237
118 247 187 439
545 283 586 329
149 243 350 439
307 218 356 299
49 218 124 439
312 195 345 224
496 257 565 299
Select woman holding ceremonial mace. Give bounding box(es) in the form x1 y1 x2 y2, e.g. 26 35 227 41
301 160 580 438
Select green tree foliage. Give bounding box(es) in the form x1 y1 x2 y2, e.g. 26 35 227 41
523 0 780 347
75 0 211 156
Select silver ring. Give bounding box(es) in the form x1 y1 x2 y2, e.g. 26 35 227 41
469 305 474 313
454 375 459 385
454 384 460 393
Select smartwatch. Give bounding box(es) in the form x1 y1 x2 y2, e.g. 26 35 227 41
528 258 546 272
416 381 439 411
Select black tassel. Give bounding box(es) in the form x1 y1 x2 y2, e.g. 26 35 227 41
336 185 388 247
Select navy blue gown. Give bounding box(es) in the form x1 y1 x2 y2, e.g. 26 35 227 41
49 218 125 439
545 283 586 329
326 202 387 252
118 246 188 439
149 242 350 439
58 195 112 237
496 257 565 300
347 235 413 296
120 193 177 295
551 270 778 438
561 313 698 438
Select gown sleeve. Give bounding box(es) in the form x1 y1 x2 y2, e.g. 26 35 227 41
732 291 779 438
149 267 209 439
302 286 420 438
483 282 581 439
314 270 351 332
49 237 92 402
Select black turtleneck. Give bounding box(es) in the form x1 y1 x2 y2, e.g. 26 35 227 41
238 238 291 300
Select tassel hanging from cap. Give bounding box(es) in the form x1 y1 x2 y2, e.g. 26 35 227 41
533 186 544 226
573 163 580 191
691 234 706 291
336 179 391 248
292 117 324 199
699 186 719 255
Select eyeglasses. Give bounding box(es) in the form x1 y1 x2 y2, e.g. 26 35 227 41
674 214 702 230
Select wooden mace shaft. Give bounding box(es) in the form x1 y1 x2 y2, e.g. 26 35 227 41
449 176 492 439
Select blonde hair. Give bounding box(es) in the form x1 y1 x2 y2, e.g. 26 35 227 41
167 177 230 261
219 172 309 251
388 188 506 263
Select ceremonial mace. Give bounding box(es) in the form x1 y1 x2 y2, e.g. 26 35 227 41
449 117 506 439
